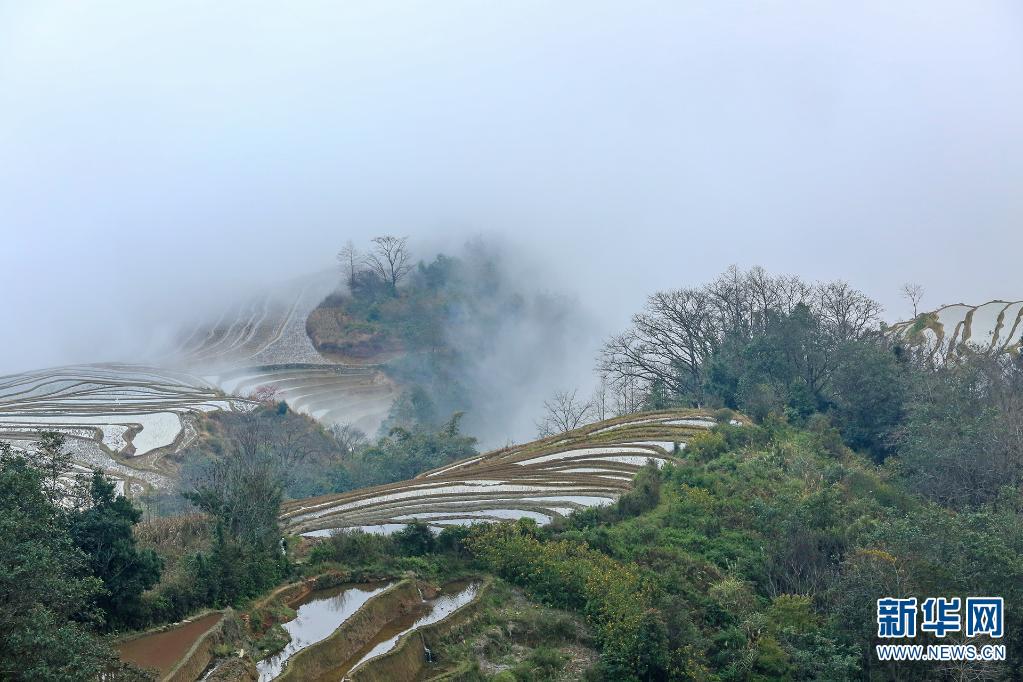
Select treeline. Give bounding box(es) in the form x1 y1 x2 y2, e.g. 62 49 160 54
595 266 893 454
166 403 477 502
593 265 1023 498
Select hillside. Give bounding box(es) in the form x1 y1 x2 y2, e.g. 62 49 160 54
171 270 400 435
282 408 744 536
5 3 1020 678
278 412 1021 681
4 262 1022 681
306 294 406 361
0 271 401 499
0 239 586 498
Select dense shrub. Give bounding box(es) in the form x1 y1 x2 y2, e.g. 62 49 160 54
467 523 668 680
394 521 437 556
308 528 396 565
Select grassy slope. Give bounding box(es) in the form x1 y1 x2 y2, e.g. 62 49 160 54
465 419 1023 681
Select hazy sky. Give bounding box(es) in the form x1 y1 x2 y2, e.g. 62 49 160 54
2 1 1022 374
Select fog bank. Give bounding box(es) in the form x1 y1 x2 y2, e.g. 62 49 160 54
2 2 1021 381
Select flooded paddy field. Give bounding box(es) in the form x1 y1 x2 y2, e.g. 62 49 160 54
257 582 391 681
117 611 223 677
259 579 481 681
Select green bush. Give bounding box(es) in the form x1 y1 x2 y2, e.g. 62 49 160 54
254 623 291 657
308 528 395 565
394 522 437 556
466 524 668 679
513 646 566 680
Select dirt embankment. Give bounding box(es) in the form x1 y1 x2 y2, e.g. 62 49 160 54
203 657 258 681
306 306 402 361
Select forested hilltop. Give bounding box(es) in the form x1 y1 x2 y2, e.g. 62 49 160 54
308 236 592 438
2 265 1021 681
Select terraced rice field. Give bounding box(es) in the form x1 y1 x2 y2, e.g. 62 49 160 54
170 272 336 367
343 580 481 678
892 300 1023 360
257 582 392 681
251 578 483 681
3 435 170 496
206 364 397 436
0 363 252 457
0 363 255 494
0 272 400 492
281 410 739 535
117 611 224 678
171 271 398 434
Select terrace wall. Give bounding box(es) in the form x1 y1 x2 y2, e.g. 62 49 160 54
252 571 346 611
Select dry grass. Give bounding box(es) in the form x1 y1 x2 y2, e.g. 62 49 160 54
136 513 213 581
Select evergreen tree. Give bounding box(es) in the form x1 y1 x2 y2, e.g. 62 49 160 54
70 472 162 629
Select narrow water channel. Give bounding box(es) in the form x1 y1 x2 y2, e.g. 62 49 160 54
257 582 390 681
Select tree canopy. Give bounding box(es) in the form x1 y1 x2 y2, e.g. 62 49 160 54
0 449 111 680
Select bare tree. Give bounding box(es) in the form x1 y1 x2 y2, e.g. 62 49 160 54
225 410 317 475
598 266 884 409
901 282 925 317
365 236 413 293
536 389 594 437
337 240 363 289
248 384 280 404
329 422 368 457
598 288 717 401
817 280 884 342
611 374 643 416
268 416 320 466
184 446 284 550
590 376 610 422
